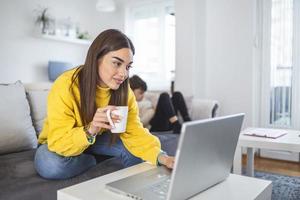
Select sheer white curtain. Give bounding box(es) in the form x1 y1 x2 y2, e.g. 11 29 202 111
269 0 293 126
260 0 300 128
125 1 175 91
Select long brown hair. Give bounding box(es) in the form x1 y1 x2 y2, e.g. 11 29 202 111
70 29 135 143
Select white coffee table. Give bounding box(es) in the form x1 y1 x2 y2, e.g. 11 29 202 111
58 162 272 200
233 128 300 176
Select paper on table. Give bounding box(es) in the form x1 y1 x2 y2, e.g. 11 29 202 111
243 128 287 139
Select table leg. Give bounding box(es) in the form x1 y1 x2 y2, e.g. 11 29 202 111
246 147 255 177
233 145 242 174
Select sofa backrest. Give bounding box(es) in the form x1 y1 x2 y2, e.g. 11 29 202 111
142 91 219 122
0 81 219 155
24 83 51 135
24 82 52 91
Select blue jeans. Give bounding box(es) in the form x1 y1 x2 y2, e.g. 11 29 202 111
34 132 142 180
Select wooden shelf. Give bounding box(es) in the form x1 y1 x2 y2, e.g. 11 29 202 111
39 34 92 45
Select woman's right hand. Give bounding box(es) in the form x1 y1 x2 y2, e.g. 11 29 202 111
88 105 120 135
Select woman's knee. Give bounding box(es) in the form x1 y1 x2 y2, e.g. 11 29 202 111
34 145 62 179
34 144 96 179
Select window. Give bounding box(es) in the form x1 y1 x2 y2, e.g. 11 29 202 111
269 0 293 126
125 1 175 91
260 0 300 128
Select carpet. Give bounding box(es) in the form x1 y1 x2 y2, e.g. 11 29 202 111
252 170 300 200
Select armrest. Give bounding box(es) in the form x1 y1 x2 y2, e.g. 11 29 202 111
190 99 219 120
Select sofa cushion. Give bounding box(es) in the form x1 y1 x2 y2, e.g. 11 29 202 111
0 81 37 154
26 90 49 134
0 149 123 200
144 92 160 109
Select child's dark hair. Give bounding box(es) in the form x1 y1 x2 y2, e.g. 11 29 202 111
129 75 147 92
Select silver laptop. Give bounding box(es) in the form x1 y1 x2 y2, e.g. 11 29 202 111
106 113 244 200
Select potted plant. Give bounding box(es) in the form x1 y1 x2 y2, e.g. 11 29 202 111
35 7 51 34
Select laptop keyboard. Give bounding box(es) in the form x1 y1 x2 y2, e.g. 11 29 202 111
149 177 171 199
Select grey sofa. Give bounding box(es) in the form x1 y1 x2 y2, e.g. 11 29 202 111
0 82 218 200
0 133 178 200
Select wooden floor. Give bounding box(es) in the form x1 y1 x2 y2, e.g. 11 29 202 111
242 155 300 177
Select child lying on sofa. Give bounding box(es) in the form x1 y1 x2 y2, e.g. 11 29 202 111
129 75 191 134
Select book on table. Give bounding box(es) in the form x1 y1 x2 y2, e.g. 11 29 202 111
243 128 287 139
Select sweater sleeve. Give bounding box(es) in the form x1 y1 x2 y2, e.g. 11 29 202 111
46 78 93 156
120 89 161 165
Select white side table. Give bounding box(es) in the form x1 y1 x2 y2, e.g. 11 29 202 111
233 128 300 176
58 163 272 200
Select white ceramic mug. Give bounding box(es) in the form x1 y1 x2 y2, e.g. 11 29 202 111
106 106 128 133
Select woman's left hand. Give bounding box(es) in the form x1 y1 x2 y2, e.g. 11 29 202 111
158 154 175 169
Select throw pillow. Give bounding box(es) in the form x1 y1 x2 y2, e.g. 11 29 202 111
0 81 37 154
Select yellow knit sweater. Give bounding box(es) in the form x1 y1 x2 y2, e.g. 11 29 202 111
38 68 161 165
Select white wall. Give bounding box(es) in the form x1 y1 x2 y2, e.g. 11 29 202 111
175 0 256 127
206 0 255 127
0 0 125 83
1 0 257 127
174 0 206 98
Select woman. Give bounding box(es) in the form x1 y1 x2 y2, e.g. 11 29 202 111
129 75 191 134
34 29 174 180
